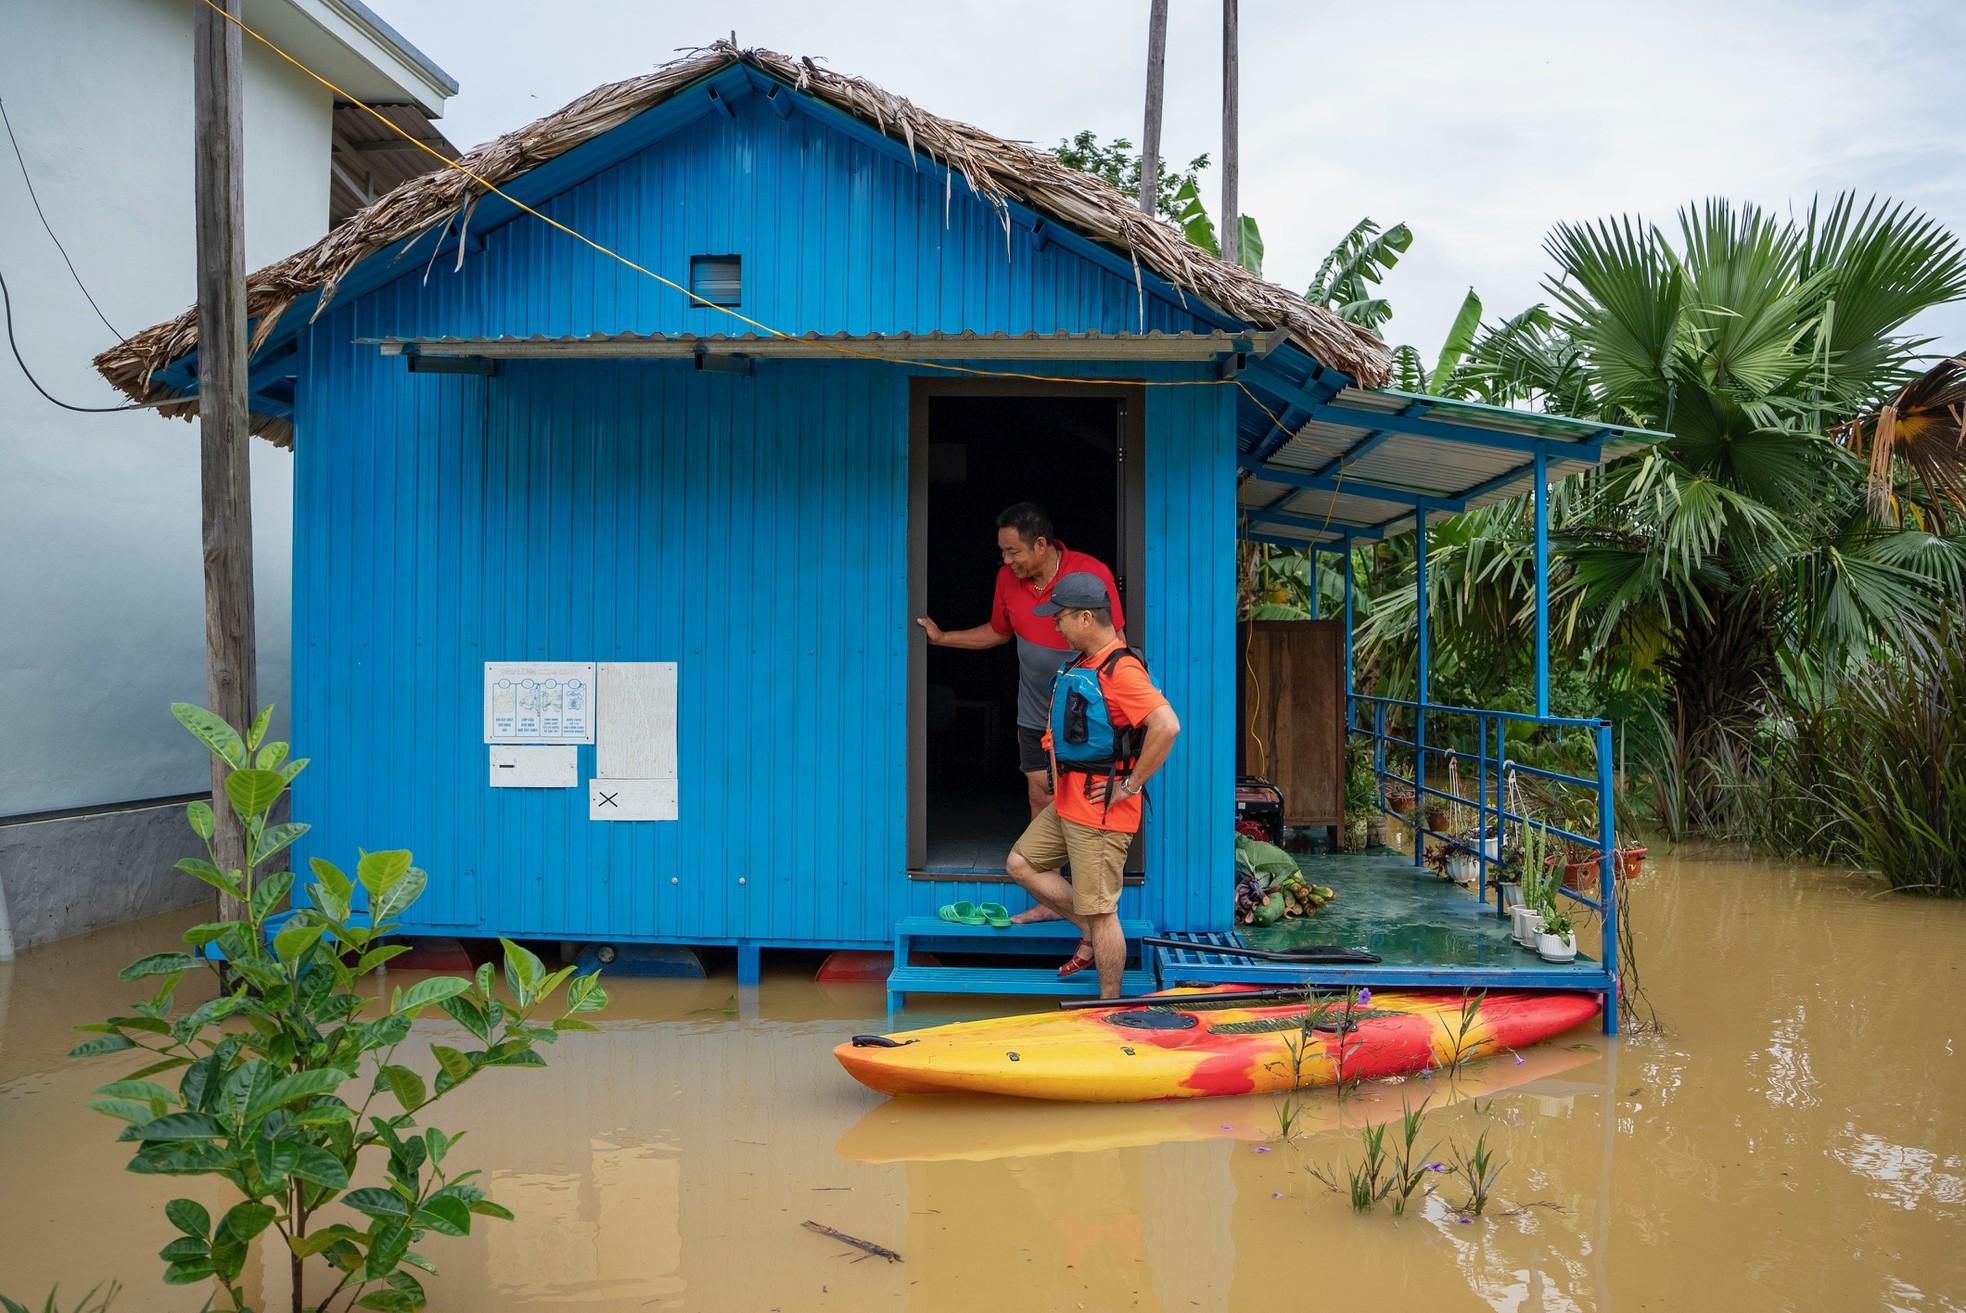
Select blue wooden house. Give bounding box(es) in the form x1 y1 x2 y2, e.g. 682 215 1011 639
99 45 1660 1019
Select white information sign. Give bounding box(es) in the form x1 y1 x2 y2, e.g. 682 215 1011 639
484 662 596 743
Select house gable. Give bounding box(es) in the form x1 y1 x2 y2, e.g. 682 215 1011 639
321 68 1234 353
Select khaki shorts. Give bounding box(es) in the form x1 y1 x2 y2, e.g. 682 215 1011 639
1012 805 1131 916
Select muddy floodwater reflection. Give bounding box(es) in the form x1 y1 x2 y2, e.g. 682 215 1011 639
3 846 1964 1310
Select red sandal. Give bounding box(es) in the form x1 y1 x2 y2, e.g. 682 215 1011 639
1057 943 1096 978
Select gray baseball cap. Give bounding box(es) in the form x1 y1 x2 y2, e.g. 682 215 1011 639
1031 571 1112 616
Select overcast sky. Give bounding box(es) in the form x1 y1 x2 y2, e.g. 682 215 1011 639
381 0 1966 363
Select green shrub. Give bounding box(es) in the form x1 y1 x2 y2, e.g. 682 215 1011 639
68 704 609 1312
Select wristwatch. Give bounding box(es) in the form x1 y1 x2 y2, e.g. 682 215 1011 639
1118 778 1141 798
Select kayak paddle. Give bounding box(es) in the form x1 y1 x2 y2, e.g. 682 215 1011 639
1141 936 1381 965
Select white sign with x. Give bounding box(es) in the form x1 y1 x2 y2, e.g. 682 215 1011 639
589 777 676 822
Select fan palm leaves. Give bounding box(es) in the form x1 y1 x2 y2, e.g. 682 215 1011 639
1832 355 1966 532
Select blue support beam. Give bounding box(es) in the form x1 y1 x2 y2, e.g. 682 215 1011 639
1534 446 1551 718
1240 505 1385 539
1342 537 1355 729
1307 400 1432 479
1236 456 1467 513
1244 363 1345 464
1414 506 1429 867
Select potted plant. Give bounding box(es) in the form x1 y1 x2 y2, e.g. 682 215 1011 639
1535 904 1578 962
1512 815 1558 946
1343 739 1377 851
1617 844 1648 880
1384 750 1416 816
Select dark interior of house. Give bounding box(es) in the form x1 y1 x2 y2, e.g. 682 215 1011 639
921 394 1120 870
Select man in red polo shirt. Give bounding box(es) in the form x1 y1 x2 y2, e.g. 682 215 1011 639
917 504 1125 919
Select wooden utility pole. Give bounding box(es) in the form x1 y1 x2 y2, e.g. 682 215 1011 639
1138 0 1169 216
1220 0 1240 265
195 0 257 917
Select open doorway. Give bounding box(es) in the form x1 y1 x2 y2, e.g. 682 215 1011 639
907 383 1144 874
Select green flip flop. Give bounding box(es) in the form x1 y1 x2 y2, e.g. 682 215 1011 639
937 901 987 925
978 902 1012 929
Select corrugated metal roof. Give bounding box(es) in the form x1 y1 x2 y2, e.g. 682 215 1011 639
1235 370 1669 546
367 329 1280 360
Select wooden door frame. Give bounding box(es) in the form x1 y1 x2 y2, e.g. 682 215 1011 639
906 378 1148 873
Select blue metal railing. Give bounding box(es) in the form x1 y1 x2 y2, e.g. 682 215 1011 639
1350 692 1621 1032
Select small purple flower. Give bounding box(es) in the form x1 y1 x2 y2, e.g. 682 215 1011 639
1356 988 1373 1006
1456 1217 1472 1225
1220 1125 1234 1131
1253 1146 1271 1154
1272 1192 1284 1199
1426 1162 1447 1172
1514 1053 1525 1066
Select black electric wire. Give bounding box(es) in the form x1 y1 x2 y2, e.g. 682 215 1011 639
1 96 123 339
0 265 157 412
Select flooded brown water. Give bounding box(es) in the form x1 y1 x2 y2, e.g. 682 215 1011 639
4 845 1964 1311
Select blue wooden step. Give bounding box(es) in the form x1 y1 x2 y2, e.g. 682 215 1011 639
895 915 1153 944
888 915 1159 1012
885 963 1156 1004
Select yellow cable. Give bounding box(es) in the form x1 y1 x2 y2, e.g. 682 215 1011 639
187 0 1338 462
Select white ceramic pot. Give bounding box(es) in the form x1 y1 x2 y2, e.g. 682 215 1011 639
1445 852 1478 886
1499 883 1524 912
1535 930 1578 963
1512 906 1545 947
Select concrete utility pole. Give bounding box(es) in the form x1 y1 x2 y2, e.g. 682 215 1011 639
1220 0 1240 265
1138 0 1168 216
195 0 257 917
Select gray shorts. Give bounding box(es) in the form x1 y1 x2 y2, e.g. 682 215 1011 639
1017 726 1049 775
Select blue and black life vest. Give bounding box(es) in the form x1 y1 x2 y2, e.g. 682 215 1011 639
1049 646 1150 810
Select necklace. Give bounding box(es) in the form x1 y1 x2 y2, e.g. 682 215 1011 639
1037 546 1063 592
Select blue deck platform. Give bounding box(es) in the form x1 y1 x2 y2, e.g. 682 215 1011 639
1152 849 1618 1032
881 850 1617 1033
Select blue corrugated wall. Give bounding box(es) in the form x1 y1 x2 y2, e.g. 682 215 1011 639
289 83 1236 944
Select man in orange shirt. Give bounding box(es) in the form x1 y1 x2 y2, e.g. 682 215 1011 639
1005 573 1180 998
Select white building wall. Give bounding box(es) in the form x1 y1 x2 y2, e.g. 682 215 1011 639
0 0 332 817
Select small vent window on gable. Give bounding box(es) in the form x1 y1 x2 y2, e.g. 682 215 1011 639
690 255 742 307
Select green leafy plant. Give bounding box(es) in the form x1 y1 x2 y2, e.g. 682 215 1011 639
1441 990 1489 1075
1449 1129 1505 1216
1272 990 1343 1138
1 1287 119 1313
1345 1120 1390 1212
69 704 609 1313
1384 1097 1437 1217
1343 738 1378 823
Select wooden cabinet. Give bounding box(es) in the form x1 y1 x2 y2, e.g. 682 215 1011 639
1237 620 1344 828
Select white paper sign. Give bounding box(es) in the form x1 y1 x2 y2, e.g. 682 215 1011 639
596 662 678 780
488 745 579 789
589 777 678 822
484 662 596 743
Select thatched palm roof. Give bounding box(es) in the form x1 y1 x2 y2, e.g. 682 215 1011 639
94 42 1391 430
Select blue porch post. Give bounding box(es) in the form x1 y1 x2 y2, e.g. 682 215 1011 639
1534 446 1550 718
1413 508 1428 865
1308 549 1320 620
1596 720 1620 1036
1342 537 1355 731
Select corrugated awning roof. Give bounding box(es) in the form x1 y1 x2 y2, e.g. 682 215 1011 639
1233 377 1670 547
368 329 1284 361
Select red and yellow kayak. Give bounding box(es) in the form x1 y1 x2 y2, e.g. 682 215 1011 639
835 985 1601 1103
